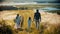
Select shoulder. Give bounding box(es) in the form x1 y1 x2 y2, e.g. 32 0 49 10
34 13 36 14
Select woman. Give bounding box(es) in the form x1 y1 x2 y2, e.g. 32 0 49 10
14 14 22 29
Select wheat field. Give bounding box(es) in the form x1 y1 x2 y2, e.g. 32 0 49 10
0 10 60 34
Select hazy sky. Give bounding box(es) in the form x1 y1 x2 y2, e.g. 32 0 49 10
0 0 60 3
4 0 58 2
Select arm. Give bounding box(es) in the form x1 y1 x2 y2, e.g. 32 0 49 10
39 13 41 21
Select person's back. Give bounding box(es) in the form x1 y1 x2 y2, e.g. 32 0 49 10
14 14 21 29
34 10 41 20
15 16 21 24
34 9 41 30
28 17 31 30
34 12 40 20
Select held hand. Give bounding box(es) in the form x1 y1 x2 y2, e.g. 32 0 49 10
39 19 41 22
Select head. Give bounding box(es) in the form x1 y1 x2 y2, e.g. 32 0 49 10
36 9 39 13
17 14 19 16
29 17 31 20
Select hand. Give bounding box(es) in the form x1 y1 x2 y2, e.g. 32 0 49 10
39 19 41 22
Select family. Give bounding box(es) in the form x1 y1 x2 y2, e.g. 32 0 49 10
14 9 41 31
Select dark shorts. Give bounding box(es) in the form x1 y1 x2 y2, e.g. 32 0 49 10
35 19 40 23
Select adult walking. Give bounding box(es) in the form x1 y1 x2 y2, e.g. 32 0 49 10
34 9 41 30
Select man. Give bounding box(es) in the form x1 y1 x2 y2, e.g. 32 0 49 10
34 9 41 30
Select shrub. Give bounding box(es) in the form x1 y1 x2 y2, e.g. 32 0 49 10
0 20 13 34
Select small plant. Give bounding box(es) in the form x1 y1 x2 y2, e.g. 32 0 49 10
0 20 13 34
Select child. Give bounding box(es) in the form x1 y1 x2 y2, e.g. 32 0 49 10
28 17 31 30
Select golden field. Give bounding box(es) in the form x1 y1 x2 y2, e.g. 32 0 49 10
0 10 60 34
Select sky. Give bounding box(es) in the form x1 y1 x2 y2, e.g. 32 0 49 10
0 0 59 3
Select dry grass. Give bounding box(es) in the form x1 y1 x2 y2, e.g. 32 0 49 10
0 10 60 34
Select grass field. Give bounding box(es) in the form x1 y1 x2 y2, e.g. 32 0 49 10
0 10 60 34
